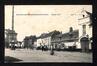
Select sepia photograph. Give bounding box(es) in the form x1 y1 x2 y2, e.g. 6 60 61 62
4 5 92 63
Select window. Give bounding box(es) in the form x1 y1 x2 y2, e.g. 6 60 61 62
82 25 86 35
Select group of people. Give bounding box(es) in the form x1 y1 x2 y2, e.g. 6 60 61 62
40 43 54 55
41 45 48 51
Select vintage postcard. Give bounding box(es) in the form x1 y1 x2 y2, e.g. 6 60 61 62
5 5 92 63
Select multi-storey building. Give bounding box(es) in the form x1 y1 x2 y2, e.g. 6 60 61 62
36 30 61 49
23 35 37 49
78 10 92 50
51 30 79 50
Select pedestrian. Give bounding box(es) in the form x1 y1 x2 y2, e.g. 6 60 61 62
50 45 54 55
42 46 44 51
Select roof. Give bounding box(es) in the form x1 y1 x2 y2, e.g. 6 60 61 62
53 30 79 39
40 33 53 38
78 10 92 20
40 30 60 38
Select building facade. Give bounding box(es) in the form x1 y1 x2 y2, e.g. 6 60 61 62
36 30 79 50
78 10 92 50
23 35 37 49
51 30 79 50
36 30 61 49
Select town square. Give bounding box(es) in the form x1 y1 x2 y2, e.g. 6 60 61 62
5 5 92 63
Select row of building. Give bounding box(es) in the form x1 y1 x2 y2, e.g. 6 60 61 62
5 10 92 52
22 10 92 51
34 29 79 50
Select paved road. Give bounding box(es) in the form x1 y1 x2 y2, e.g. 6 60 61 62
5 48 92 63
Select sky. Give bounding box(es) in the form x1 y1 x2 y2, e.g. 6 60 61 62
5 5 92 41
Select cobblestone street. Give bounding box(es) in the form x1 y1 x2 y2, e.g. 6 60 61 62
5 48 92 63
